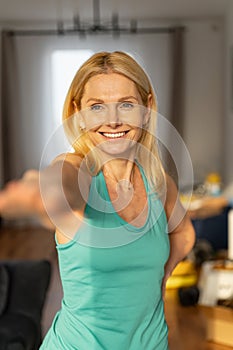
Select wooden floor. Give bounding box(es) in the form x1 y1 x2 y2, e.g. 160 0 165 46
0 223 232 350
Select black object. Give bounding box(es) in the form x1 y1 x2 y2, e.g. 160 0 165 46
0 260 51 350
190 239 215 266
178 286 200 307
192 206 231 251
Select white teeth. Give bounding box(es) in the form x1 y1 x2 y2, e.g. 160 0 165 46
102 132 126 138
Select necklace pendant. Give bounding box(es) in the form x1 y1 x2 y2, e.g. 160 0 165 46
118 179 133 191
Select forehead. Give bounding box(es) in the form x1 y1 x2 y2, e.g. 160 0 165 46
82 73 140 102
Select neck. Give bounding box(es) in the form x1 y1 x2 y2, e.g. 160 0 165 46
103 159 135 183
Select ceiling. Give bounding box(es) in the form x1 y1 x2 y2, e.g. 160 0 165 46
0 0 230 25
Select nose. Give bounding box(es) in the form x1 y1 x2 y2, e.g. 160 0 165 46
106 104 122 128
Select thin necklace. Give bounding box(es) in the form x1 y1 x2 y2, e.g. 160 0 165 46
103 166 135 191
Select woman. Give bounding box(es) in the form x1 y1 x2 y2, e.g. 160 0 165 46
0 51 195 350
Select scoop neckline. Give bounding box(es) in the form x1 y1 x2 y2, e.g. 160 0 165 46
99 163 151 232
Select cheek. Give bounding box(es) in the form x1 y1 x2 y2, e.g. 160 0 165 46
126 128 142 143
88 130 101 140
134 128 143 140
124 111 146 128
83 115 106 131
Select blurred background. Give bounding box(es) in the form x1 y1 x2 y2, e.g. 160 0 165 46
1 1 233 349
0 0 233 190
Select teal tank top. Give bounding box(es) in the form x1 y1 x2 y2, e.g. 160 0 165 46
40 165 170 350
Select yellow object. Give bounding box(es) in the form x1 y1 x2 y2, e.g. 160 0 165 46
171 260 196 276
166 274 198 289
205 172 222 196
166 260 198 289
206 172 221 184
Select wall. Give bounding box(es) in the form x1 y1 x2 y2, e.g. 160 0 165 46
183 19 225 184
225 3 233 185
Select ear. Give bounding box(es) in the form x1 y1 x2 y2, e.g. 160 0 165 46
143 94 152 126
72 100 86 130
147 94 152 109
72 100 78 113
79 120 86 131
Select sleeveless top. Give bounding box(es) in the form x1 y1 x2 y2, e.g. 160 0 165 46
40 165 170 350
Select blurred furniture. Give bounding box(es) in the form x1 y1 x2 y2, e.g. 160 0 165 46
192 206 231 251
181 194 231 251
0 260 51 350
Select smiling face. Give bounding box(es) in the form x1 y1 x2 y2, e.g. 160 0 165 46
78 73 149 156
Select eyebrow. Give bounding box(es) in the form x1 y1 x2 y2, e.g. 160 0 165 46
85 96 140 104
119 96 139 102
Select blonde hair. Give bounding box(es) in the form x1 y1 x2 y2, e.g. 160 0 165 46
63 51 165 194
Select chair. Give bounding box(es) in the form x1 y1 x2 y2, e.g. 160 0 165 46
0 260 51 350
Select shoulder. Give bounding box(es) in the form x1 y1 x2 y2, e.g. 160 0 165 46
163 173 183 225
52 152 83 169
164 174 179 206
165 173 177 189
164 173 194 236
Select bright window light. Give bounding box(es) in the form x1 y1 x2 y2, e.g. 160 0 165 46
51 49 94 125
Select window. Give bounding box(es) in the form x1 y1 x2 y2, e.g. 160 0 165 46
51 49 94 126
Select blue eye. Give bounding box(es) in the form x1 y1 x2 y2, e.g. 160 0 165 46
90 104 104 111
120 102 134 109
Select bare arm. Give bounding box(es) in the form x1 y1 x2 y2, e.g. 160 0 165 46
0 169 48 223
41 154 91 240
162 175 196 296
0 153 91 236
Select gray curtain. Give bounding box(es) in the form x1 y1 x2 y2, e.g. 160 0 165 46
1 31 20 183
0 32 3 187
170 27 185 137
1 31 29 182
162 27 185 185
1 32 56 183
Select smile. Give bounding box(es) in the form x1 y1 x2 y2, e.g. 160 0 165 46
101 131 128 138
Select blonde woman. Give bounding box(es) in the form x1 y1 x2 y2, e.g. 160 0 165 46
0 51 195 350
